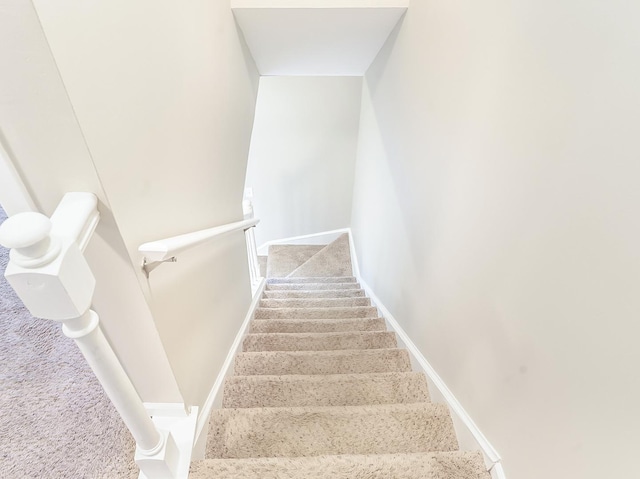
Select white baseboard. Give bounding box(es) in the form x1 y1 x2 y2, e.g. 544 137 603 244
490 462 507 479
256 228 350 256
355 276 504 474
138 404 199 479
144 402 189 418
344 228 360 278
191 278 266 459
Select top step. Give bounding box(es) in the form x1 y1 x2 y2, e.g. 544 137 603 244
267 276 357 284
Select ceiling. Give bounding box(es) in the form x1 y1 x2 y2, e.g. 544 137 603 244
231 1 409 76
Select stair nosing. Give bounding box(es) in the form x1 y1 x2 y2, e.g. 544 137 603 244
226 371 427 381
211 401 445 415
236 347 407 356
245 330 396 340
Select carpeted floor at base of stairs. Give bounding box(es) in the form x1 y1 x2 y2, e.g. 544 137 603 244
190 235 491 478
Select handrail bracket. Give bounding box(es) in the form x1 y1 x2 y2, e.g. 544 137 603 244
142 256 177 278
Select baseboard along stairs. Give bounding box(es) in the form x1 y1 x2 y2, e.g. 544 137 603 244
190 234 491 478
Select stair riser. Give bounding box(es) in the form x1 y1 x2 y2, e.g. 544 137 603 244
208 404 458 459
250 318 386 334
243 332 397 352
263 289 365 299
255 306 378 320
259 298 371 308
234 349 413 376
267 283 361 291
223 373 430 408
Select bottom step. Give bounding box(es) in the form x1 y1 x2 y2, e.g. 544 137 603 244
191 451 491 479
207 403 458 458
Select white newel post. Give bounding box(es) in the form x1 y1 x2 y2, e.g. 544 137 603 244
0 193 180 479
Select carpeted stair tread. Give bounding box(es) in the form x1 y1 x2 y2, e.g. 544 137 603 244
259 297 371 308
234 349 413 376
267 276 357 284
255 306 378 320
266 245 325 278
263 289 366 299
250 318 387 334
267 282 361 291
243 331 398 352
286 234 353 278
206 403 458 459
190 451 490 479
222 372 430 408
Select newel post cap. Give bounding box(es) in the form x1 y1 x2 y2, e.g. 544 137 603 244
0 212 61 267
0 212 51 248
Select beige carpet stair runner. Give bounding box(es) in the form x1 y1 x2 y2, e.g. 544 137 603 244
190 234 490 478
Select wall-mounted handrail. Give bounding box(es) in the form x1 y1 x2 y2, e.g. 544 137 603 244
50 192 100 253
138 218 259 277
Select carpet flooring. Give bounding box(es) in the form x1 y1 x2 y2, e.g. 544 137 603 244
0 206 137 478
190 235 491 478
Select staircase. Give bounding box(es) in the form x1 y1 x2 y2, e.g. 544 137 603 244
190 234 490 478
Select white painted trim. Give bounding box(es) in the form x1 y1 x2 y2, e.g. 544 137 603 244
344 227 361 278
143 402 189 418
0 140 37 216
348 229 504 471
138 405 199 479
358 275 503 468
490 462 507 479
192 278 267 452
50 192 100 253
257 227 350 255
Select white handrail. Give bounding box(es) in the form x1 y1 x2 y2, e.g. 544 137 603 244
50 192 100 253
139 218 259 263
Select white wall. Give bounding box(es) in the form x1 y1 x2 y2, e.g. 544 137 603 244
0 1 181 403
351 1 640 478
232 5 407 76
246 76 362 246
3 1 260 411
0 143 37 216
